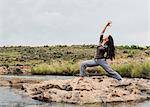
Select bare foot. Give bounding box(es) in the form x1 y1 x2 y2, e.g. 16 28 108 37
77 76 84 84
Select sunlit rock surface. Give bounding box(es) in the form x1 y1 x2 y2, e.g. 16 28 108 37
21 76 150 104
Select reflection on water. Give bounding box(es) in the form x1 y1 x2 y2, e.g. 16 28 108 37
0 75 150 107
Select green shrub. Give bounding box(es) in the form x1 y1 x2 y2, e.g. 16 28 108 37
112 61 150 79
113 63 133 77
31 62 80 75
30 61 150 79
131 61 150 78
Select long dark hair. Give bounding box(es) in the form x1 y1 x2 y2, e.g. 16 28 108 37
106 35 115 60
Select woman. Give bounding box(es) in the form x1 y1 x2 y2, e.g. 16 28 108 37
79 21 122 81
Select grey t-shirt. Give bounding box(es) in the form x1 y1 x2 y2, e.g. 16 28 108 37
94 45 108 59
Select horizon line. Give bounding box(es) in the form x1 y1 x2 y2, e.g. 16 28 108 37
0 44 149 47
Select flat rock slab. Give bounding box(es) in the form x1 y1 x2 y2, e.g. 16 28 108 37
0 77 41 89
22 76 150 104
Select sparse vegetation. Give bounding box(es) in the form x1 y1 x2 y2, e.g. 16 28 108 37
0 45 149 78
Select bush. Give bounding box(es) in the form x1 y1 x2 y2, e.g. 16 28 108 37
113 64 133 77
131 61 150 78
113 61 150 79
30 61 150 79
31 62 80 75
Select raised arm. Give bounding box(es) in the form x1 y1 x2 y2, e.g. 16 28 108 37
100 21 112 35
99 21 112 44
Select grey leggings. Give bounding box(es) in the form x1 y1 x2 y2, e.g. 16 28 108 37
80 59 122 80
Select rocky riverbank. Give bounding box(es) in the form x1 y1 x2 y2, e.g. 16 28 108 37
0 76 150 105
0 66 32 75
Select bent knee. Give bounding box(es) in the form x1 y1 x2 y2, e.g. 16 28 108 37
80 61 88 68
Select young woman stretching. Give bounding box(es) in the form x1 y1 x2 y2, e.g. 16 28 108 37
79 21 122 81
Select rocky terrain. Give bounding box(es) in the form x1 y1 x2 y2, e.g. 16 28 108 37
0 76 150 105
0 66 31 75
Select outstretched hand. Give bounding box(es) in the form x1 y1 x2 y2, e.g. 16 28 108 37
101 21 112 34
107 21 112 27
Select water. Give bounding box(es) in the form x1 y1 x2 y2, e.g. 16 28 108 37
0 75 150 107
0 87 47 107
0 75 74 81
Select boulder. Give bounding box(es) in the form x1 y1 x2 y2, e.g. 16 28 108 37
22 76 150 104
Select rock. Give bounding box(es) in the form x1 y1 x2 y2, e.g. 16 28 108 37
0 80 11 87
22 76 150 104
145 50 150 55
0 66 32 75
1 76 150 104
0 78 41 89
